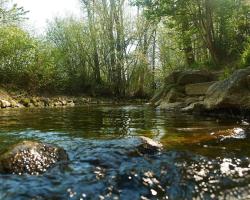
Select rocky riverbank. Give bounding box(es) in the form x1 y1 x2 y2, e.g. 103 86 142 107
150 66 250 118
0 88 145 109
0 94 93 109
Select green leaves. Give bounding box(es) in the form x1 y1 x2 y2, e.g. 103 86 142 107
0 1 28 26
0 26 57 92
134 0 250 67
241 38 250 67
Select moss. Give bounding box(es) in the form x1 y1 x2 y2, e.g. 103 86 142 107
19 98 31 107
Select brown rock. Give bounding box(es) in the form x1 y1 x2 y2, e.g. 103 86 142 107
135 136 163 155
185 81 217 96
159 102 187 111
164 88 185 103
181 101 205 113
0 141 68 175
177 70 216 86
204 66 250 110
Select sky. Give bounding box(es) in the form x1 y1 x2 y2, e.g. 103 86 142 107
13 0 82 33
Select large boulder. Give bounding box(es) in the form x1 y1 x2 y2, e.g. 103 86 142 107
185 81 217 96
164 70 216 86
0 141 68 175
150 85 175 106
160 88 185 104
176 70 216 86
204 67 250 110
150 70 217 109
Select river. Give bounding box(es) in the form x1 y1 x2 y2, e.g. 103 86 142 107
0 105 250 199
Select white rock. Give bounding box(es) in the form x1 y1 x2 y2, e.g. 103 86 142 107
0 100 11 108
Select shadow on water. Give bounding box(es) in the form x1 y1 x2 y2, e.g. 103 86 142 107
0 105 250 199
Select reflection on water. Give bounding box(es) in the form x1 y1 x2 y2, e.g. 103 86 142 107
0 105 250 199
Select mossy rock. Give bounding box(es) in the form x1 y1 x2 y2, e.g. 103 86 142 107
30 98 39 107
19 98 31 107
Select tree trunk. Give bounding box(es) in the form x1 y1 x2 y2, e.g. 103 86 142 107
152 29 157 90
181 18 195 66
84 0 101 84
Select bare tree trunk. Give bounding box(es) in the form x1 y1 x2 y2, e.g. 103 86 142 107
82 0 101 84
152 29 157 90
181 19 195 66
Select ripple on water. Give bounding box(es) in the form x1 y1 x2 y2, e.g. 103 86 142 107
0 106 249 199
0 135 249 199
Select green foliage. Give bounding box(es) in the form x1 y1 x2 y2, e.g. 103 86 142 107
2 0 248 98
219 67 234 80
0 0 28 25
0 26 35 83
134 0 250 67
46 17 94 93
0 26 56 93
241 40 250 67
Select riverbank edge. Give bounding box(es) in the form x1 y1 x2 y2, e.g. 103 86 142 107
0 88 146 110
150 66 250 120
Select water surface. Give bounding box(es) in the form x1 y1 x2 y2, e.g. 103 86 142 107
0 105 250 199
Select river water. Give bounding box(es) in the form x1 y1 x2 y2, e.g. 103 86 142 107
0 105 249 200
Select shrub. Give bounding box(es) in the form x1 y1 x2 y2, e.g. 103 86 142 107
241 40 250 67
0 26 58 93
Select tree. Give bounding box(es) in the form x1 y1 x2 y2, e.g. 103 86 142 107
134 0 250 66
0 0 27 26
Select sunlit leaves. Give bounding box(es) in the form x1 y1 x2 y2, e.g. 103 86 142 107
0 1 28 26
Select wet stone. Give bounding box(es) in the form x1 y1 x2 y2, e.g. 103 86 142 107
129 136 163 156
0 141 68 175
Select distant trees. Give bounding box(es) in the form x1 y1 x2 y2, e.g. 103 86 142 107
0 26 56 92
44 0 158 97
0 0 27 25
0 0 249 96
134 0 250 67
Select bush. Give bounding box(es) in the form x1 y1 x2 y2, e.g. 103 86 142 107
0 26 58 93
241 40 250 67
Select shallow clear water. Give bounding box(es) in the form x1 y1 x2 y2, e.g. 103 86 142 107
0 105 250 200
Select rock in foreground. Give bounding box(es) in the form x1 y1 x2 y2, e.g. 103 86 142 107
0 141 68 175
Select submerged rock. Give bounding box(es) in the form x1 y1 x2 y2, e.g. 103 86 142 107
161 128 247 146
0 141 68 175
211 128 246 141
